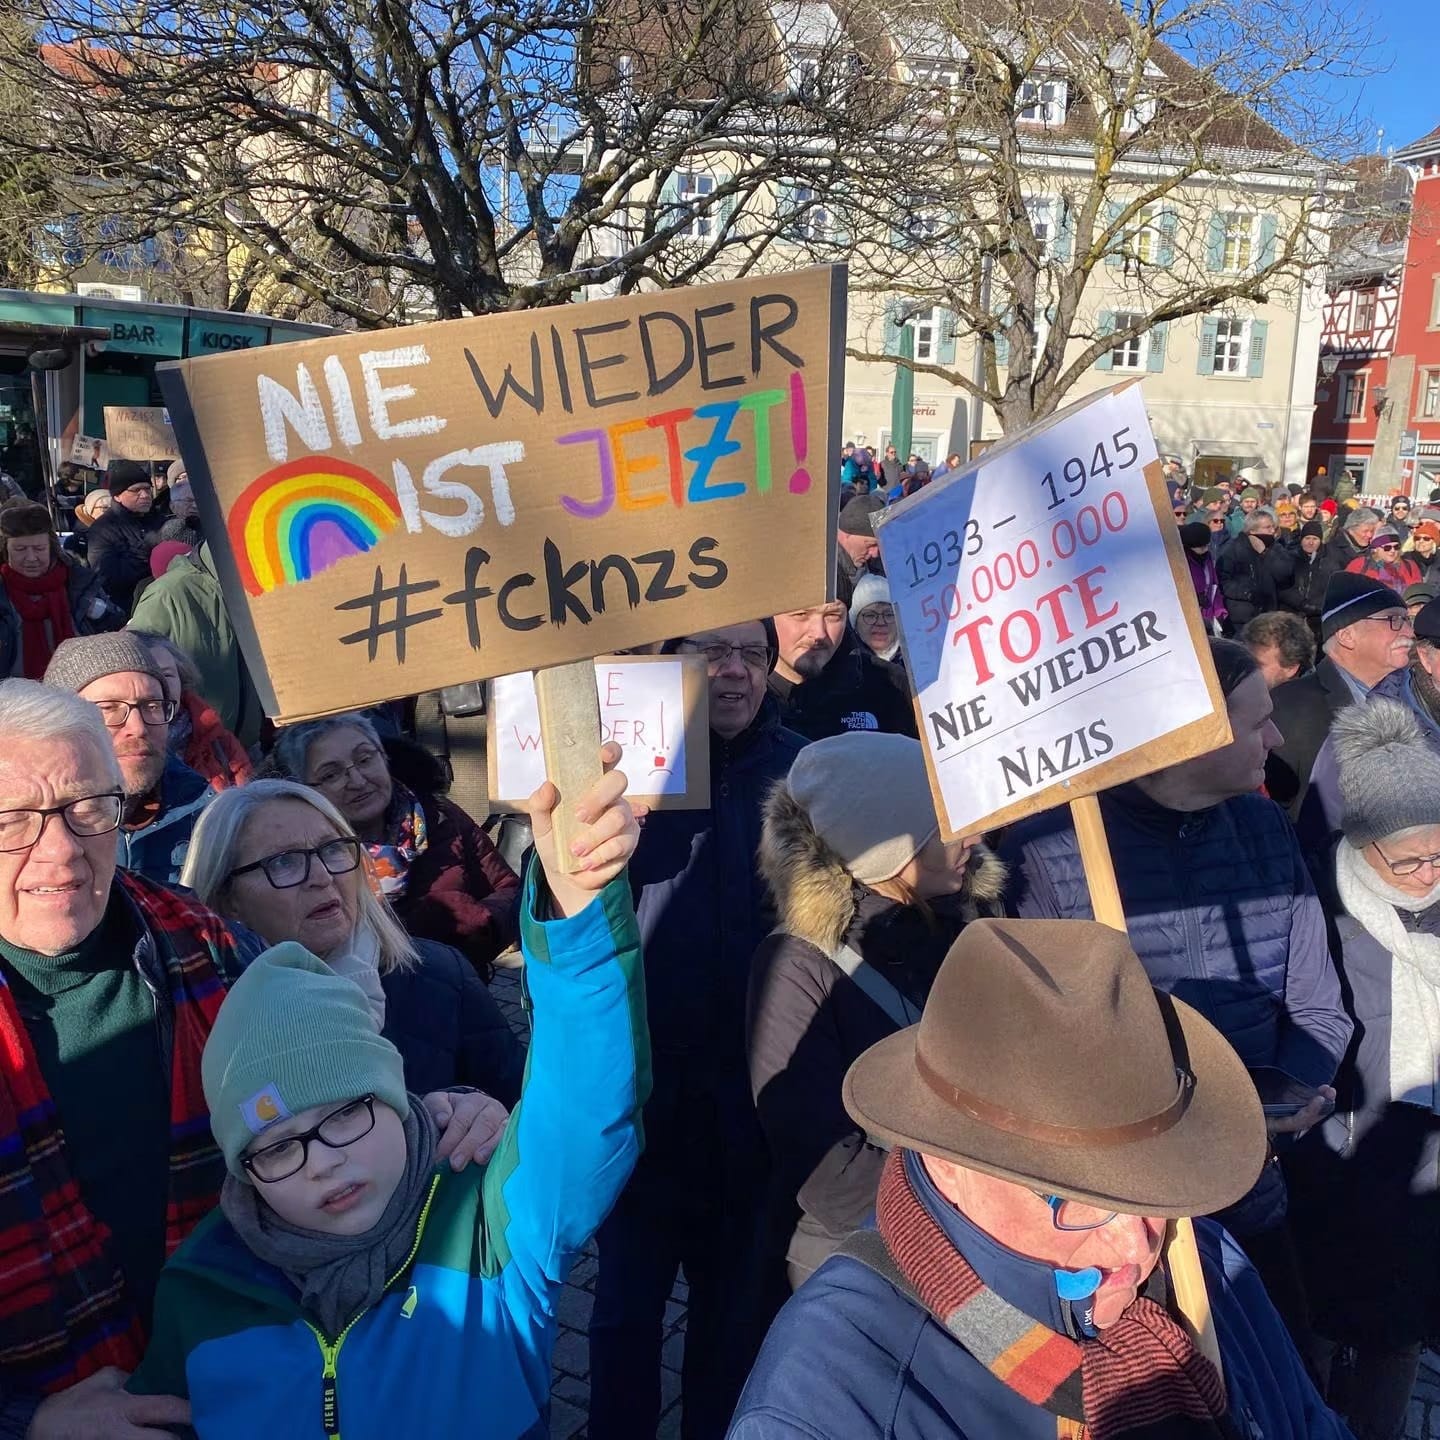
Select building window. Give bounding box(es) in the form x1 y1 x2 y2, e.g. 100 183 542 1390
1017 78 1067 125
1353 290 1377 333
909 57 960 91
1219 212 1255 272
1027 198 1055 258
1331 455 1369 490
1110 311 1148 371
787 185 831 243
1338 371 1368 420
1130 207 1159 264
912 306 943 362
1421 368 1440 420
901 201 941 245
1213 318 1249 375
1431 276 1440 329
1122 96 1158 132
676 172 715 238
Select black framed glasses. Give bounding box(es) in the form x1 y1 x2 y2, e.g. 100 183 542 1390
242 1096 377 1183
857 605 895 625
680 640 772 672
0 793 124 853
229 837 363 890
1030 1191 1120 1232
1359 612 1413 633
94 698 177 729
1372 840 1440 878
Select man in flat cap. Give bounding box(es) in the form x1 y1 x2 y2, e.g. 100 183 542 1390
728 918 1348 1439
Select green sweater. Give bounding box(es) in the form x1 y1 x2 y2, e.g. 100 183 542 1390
0 900 171 1326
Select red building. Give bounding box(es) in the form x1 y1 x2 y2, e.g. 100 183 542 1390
1392 124 1440 495
1308 156 1407 495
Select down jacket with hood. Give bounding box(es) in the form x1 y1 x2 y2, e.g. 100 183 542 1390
747 782 1005 1285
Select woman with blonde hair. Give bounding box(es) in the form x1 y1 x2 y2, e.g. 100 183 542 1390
181 778 524 1105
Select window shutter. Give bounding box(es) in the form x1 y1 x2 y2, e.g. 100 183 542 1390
1247 319 1269 378
994 310 1011 368
1095 311 1115 372
716 171 737 233
938 310 959 365
1146 321 1168 374
1205 214 1226 272
778 181 799 238
1197 317 1219 375
1103 200 1124 268
1156 209 1178 267
1257 215 1278 270
1053 202 1073 262
883 303 903 357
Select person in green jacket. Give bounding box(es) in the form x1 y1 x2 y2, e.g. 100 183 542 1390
128 544 263 749
122 742 648 1439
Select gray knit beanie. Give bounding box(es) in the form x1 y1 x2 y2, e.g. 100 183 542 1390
43 632 164 694
1331 698 1440 846
783 732 939 884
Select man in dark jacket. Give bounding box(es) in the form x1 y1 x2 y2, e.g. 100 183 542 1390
1268 571 1411 814
587 619 807 1440
768 602 917 739
43 633 212 885
1279 520 1342 642
730 919 1348 1440
1001 639 1350 1332
834 494 884 608
84 460 164 613
1217 508 1294 630
1328 506 1381 570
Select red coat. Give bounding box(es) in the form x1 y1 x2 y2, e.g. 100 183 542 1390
1344 554 1423 591
181 692 253 791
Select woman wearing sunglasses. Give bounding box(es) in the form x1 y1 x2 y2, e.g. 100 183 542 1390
179 779 524 1107
1345 524 1424 592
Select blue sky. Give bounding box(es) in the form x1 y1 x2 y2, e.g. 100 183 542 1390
1342 0 1440 153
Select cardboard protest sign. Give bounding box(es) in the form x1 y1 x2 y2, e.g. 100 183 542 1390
104 406 178 460
876 381 1230 838
488 653 710 810
157 268 846 723
70 434 108 470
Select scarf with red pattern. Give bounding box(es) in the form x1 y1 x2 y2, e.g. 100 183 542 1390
1 562 74 679
364 782 428 900
874 1150 1230 1440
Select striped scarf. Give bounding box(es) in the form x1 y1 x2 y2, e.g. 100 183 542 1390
0 872 232 1395
875 1151 1230 1440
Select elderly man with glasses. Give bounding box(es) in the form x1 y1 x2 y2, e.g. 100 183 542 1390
42 632 213 885
0 678 262 1435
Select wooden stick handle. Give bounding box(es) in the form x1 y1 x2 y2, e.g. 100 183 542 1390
1068 794 1222 1380
533 659 604 875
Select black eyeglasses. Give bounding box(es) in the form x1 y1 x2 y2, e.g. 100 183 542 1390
94 698 177 729
681 640 772 672
229 837 363 889
1359 612 1413 633
242 1096 377 1183
1372 840 1440 878
0 793 124 853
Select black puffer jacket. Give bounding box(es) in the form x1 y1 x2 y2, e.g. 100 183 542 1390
747 781 1004 1285
380 937 525 1108
85 505 163 612
1278 544 1343 624
1218 533 1295 628
768 627 917 740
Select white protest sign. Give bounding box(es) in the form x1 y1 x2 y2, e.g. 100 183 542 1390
70 434 108 469
488 653 710 810
875 381 1229 838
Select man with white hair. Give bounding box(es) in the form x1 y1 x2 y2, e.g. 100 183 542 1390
0 679 261 1434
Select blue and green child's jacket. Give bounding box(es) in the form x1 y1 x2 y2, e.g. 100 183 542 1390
129 869 650 1439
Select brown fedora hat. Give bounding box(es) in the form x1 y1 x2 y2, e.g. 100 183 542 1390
843 918 1266 1217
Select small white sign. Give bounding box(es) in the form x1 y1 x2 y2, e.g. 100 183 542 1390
877 383 1227 838
70 434 109 469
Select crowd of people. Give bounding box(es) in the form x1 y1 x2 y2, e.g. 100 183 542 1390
0 439 1429 1440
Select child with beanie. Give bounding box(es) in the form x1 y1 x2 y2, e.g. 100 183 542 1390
128 747 649 1439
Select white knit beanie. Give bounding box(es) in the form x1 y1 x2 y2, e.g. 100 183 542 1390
784 732 939 884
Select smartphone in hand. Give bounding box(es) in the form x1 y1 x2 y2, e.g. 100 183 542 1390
1250 1067 1336 1120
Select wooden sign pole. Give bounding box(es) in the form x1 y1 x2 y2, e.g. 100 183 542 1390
1070 792 1222 1380
533 659 605 876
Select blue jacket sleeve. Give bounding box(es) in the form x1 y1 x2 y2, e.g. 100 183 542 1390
483 860 650 1308
1275 835 1352 1088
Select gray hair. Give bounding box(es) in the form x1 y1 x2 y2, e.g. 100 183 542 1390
1243 508 1277 534
127 629 203 697
0 679 121 788
179 778 417 973
1344 507 1381 532
273 712 385 781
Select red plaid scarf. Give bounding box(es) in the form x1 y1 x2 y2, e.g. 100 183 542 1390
0 872 236 1395
875 1151 1230 1440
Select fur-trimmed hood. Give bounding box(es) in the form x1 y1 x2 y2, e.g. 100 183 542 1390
758 777 1006 952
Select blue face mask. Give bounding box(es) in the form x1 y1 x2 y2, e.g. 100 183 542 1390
1054 1266 1103 1339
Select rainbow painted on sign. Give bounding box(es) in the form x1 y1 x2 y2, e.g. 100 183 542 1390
229 458 403 596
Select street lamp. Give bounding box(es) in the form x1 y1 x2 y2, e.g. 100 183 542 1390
1319 352 1341 379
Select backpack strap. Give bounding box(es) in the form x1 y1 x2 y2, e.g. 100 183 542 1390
830 942 924 1029
834 1229 922 1306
